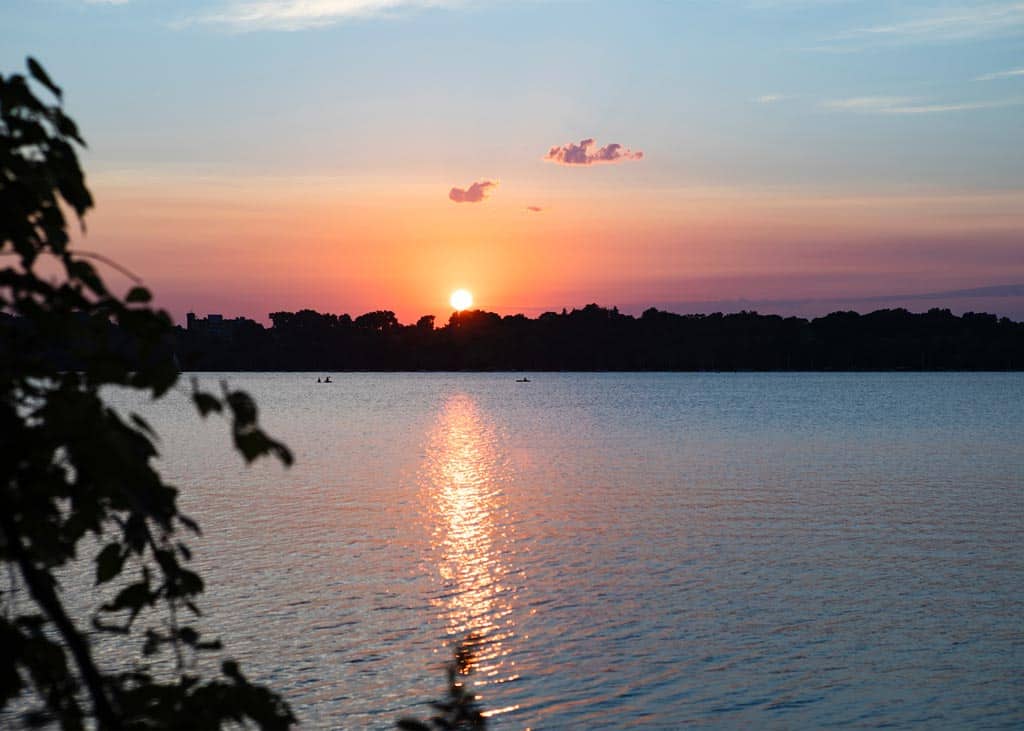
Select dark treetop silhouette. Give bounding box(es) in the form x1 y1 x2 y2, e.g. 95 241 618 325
1 59 295 728
175 305 1024 372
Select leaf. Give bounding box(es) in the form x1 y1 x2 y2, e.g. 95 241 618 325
66 259 106 295
272 439 294 467
130 412 156 439
103 581 153 617
126 286 152 303
225 390 258 428
178 514 202 535
54 109 84 145
95 543 125 585
233 430 266 464
233 429 293 466
142 629 163 656
397 721 433 731
177 568 204 595
192 392 221 418
27 57 62 99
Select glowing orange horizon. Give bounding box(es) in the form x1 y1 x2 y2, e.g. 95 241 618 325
75 173 1024 326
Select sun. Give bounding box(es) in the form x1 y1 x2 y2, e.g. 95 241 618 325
450 288 473 311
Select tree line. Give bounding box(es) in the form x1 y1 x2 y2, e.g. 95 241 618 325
176 304 1024 371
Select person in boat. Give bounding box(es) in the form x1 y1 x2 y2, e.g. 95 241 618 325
324 376 332 383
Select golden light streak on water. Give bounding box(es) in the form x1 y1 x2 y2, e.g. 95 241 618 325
419 394 521 714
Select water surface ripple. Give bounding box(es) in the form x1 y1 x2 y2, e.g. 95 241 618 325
65 374 1024 727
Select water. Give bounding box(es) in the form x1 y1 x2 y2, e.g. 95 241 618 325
33 374 1024 727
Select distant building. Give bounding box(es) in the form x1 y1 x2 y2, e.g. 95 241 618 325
185 312 261 339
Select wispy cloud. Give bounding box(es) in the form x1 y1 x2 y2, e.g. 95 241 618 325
823 95 1023 114
821 2 1024 48
194 0 463 31
449 180 497 203
544 138 644 166
822 96 913 111
754 93 794 104
975 67 1024 81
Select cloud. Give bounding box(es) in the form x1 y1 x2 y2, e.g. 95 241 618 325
449 180 497 203
754 94 794 104
544 138 644 166
193 0 463 31
823 2 1024 47
976 67 1024 81
822 95 1023 114
883 99 1024 114
526 206 543 212
822 96 913 111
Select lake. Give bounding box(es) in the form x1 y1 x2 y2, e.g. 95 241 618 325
93 374 1024 727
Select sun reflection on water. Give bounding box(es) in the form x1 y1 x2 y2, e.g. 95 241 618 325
419 394 521 707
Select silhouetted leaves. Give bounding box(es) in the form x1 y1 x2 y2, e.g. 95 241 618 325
125 285 151 303
224 386 258 428
1 57 295 729
95 544 125 585
128 414 156 442
26 57 61 99
223 385 294 465
104 581 153 621
233 428 295 466
192 391 222 417
398 639 487 731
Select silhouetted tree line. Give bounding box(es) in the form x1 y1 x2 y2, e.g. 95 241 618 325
173 304 1024 371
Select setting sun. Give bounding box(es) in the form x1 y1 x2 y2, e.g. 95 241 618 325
450 289 473 311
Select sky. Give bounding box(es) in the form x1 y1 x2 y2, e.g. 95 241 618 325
2 0 1023 323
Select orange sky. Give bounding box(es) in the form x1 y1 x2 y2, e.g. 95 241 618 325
78 172 1024 324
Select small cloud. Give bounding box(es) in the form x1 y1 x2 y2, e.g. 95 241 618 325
192 0 463 31
824 2 1024 48
754 94 792 103
975 67 1024 81
449 180 497 204
822 96 913 111
544 138 643 166
526 206 543 212
823 95 1023 114
884 99 1024 114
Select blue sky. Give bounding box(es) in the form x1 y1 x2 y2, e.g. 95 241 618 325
4 1 1022 185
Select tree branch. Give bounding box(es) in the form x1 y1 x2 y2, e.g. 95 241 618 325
1 512 120 728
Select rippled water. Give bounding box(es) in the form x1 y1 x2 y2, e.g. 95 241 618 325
30 374 1024 727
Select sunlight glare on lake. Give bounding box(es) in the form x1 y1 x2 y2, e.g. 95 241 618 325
418 394 520 708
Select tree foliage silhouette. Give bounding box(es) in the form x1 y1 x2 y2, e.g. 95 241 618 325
182 305 1024 372
1 59 295 728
